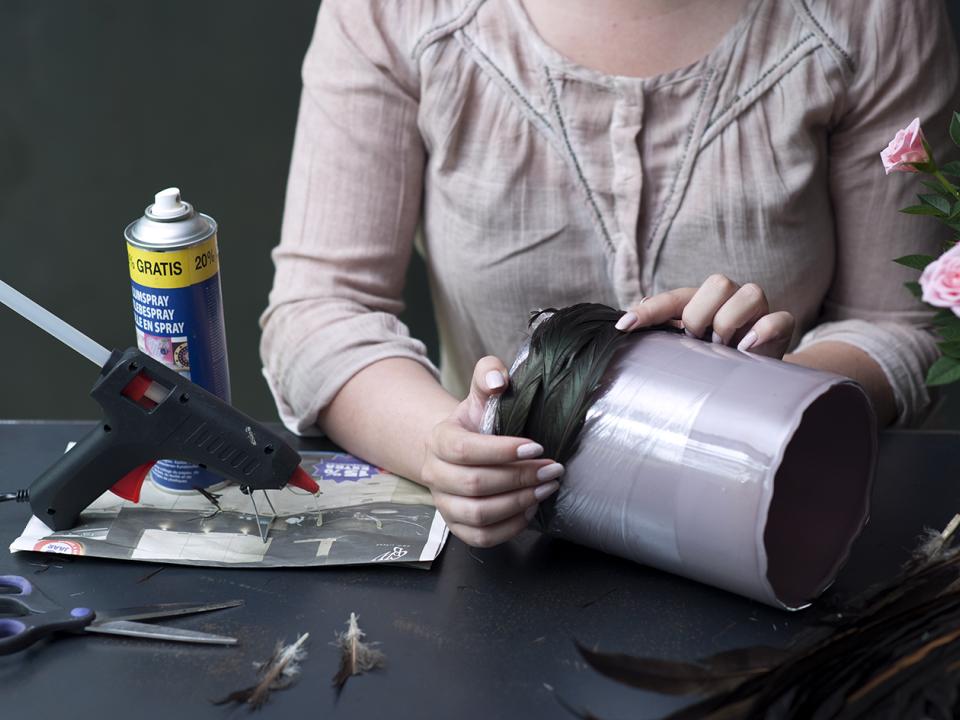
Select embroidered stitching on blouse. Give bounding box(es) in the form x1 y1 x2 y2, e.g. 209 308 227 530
458 31 552 129
703 47 819 152
793 0 856 74
544 68 615 254
706 33 816 131
647 69 715 252
412 0 489 61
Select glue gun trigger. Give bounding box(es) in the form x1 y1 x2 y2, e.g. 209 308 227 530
109 462 155 503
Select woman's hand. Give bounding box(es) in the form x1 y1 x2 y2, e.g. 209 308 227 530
420 356 564 547
614 274 795 359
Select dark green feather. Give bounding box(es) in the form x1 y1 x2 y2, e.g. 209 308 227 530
495 304 635 464
571 518 960 720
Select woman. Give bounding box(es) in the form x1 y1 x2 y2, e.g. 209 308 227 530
260 0 959 547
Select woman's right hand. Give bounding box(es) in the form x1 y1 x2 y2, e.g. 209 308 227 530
420 356 564 547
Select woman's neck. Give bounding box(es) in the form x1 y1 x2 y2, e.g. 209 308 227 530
518 0 751 78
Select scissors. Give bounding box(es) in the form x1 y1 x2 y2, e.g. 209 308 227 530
0 575 241 654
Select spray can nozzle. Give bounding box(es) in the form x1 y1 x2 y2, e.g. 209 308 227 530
148 187 190 220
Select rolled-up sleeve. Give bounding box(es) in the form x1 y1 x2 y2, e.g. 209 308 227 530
259 0 438 435
795 0 960 426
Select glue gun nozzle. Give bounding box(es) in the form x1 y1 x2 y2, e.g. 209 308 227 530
288 466 319 495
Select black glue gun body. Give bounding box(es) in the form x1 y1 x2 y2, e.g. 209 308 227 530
29 347 317 531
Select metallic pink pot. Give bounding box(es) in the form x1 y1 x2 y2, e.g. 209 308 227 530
489 329 877 610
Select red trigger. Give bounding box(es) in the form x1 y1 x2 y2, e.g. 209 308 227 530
110 462 155 503
288 466 319 494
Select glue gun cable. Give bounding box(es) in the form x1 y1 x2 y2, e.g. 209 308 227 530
0 489 29 503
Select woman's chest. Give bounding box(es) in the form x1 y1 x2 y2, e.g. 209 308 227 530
415 32 837 319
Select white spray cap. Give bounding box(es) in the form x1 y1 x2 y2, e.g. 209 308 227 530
148 187 190 220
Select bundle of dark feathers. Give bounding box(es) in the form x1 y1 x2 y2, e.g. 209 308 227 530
571 515 960 720
495 303 636 464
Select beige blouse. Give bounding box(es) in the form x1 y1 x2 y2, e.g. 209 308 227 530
260 0 960 433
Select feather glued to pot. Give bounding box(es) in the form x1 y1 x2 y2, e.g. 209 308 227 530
483 304 877 610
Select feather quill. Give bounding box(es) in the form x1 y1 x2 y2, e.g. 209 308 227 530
332 612 385 696
213 632 309 709
572 514 960 719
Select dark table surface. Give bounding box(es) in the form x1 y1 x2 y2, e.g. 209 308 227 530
0 421 957 720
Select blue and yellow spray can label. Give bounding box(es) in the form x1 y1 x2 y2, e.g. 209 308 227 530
126 190 231 492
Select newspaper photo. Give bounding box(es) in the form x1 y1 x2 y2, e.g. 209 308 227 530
11 450 449 568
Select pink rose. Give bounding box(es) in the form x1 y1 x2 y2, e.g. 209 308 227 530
920 243 960 317
880 117 930 174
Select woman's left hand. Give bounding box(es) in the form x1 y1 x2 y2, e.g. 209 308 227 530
614 274 795 359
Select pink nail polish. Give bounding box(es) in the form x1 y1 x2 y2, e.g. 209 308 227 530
536 463 564 482
534 481 560 501
517 442 544 459
615 311 638 332
485 370 505 390
738 330 758 352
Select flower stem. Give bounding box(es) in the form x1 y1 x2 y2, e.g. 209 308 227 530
933 170 960 201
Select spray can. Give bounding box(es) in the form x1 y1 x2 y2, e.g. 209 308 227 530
125 187 231 492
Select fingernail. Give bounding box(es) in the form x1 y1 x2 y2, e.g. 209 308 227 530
615 311 638 331
711 331 722 344
485 370 505 390
684 328 698 339
517 442 544 459
737 330 758 352
524 504 539 521
534 481 560 501
536 463 564 482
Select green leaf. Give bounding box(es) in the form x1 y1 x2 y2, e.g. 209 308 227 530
927 355 960 386
951 201 960 220
951 112 960 148
921 180 957 200
894 254 935 271
934 308 958 326
904 281 922 298
936 323 960 341
920 193 952 215
901 204 944 216
938 340 960 358
942 160 960 178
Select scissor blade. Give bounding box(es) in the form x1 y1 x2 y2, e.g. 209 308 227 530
92 599 243 623
85 620 237 645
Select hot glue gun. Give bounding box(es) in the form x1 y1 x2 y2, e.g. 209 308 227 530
0 279 319 532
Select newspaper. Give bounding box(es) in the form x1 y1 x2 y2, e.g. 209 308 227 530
10 449 448 568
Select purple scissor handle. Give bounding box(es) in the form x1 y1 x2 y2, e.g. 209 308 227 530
0 575 95 655
0 576 241 654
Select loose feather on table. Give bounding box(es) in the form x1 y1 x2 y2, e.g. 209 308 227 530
332 612 385 696
213 633 309 709
570 514 960 719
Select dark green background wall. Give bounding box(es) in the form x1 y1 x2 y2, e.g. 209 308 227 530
0 2 959 425
0 0 436 422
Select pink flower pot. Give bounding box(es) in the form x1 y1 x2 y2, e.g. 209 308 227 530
488 329 877 610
